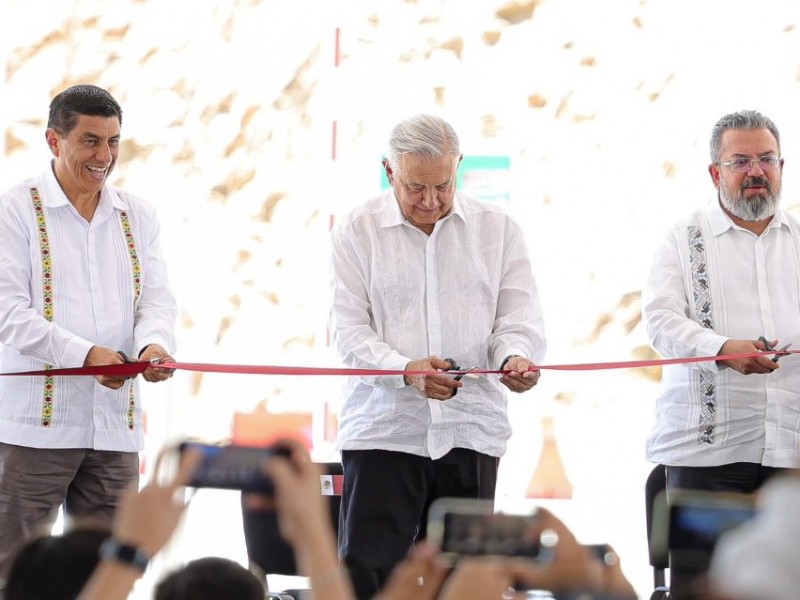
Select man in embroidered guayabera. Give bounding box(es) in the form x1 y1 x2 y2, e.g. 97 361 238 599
0 84 177 578
642 109 800 600
330 114 546 600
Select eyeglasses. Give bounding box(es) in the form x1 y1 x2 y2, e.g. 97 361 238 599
717 156 781 173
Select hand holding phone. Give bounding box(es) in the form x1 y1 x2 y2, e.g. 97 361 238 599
178 441 291 494
427 498 550 565
651 489 756 571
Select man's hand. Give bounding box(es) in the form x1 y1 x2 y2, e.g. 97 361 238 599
509 508 637 598
500 356 540 393
374 542 448 600
404 356 461 401
717 339 780 375
256 440 332 549
84 346 129 390
138 344 175 383
112 447 198 557
437 557 522 600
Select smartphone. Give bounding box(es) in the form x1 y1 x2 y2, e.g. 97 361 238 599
178 441 291 494
427 498 550 565
651 489 756 570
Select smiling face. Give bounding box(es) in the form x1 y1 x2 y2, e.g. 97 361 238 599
384 152 461 235
709 128 783 224
46 114 120 205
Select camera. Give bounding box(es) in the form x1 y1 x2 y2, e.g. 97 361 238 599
426 498 550 565
651 489 756 570
178 441 291 494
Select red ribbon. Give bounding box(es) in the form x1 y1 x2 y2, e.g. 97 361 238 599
1 350 795 378
2 362 150 377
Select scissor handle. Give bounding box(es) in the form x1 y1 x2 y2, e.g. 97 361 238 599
759 337 792 363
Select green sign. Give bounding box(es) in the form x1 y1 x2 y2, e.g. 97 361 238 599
380 155 510 203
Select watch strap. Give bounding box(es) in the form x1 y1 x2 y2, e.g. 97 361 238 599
499 354 521 370
99 537 150 572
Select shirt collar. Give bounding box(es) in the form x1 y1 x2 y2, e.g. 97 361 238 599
707 197 788 236
42 161 128 212
450 194 466 221
41 162 70 208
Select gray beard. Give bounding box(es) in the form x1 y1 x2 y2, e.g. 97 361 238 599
719 186 778 222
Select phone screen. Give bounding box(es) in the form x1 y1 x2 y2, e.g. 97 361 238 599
440 511 543 559
668 501 755 569
180 442 288 493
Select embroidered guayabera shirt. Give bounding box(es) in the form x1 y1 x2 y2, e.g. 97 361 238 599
643 200 800 468
0 165 177 452
331 191 546 460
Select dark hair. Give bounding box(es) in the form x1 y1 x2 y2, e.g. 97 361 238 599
154 557 264 600
47 84 122 135
3 527 110 600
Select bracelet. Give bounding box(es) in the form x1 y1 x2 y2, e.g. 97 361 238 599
98 537 150 572
500 354 521 370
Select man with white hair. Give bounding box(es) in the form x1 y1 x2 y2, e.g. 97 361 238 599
330 114 546 599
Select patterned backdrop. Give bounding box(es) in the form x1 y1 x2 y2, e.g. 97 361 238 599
4 0 800 595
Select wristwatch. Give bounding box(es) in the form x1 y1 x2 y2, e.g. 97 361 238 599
499 354 521 370
99 537 151 572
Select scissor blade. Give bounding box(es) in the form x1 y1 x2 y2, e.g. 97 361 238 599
772 343 792 363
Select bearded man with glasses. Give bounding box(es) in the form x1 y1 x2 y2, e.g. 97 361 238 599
642 109 800 599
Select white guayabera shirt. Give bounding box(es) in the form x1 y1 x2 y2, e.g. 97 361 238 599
0 165 177 452
643 200 800 468
331 191 546 460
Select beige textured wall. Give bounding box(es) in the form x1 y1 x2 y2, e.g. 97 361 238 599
4 0 800 594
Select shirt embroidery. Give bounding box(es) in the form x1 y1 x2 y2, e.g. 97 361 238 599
119 211 142 306
688 225 716 444
119 211 141 430
30 188 55 427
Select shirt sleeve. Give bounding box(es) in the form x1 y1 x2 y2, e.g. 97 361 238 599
488 221 547 369
131 201 177 356
642 229 727 373
0 193 94 367
330 224 410 388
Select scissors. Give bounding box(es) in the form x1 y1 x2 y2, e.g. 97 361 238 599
757 337 792 363
443 358 479 397
118 350 170 365
117 351 173 381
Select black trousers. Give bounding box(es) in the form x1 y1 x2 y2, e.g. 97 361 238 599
665 462 789 600
665 462 786 499
339 448 498 600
